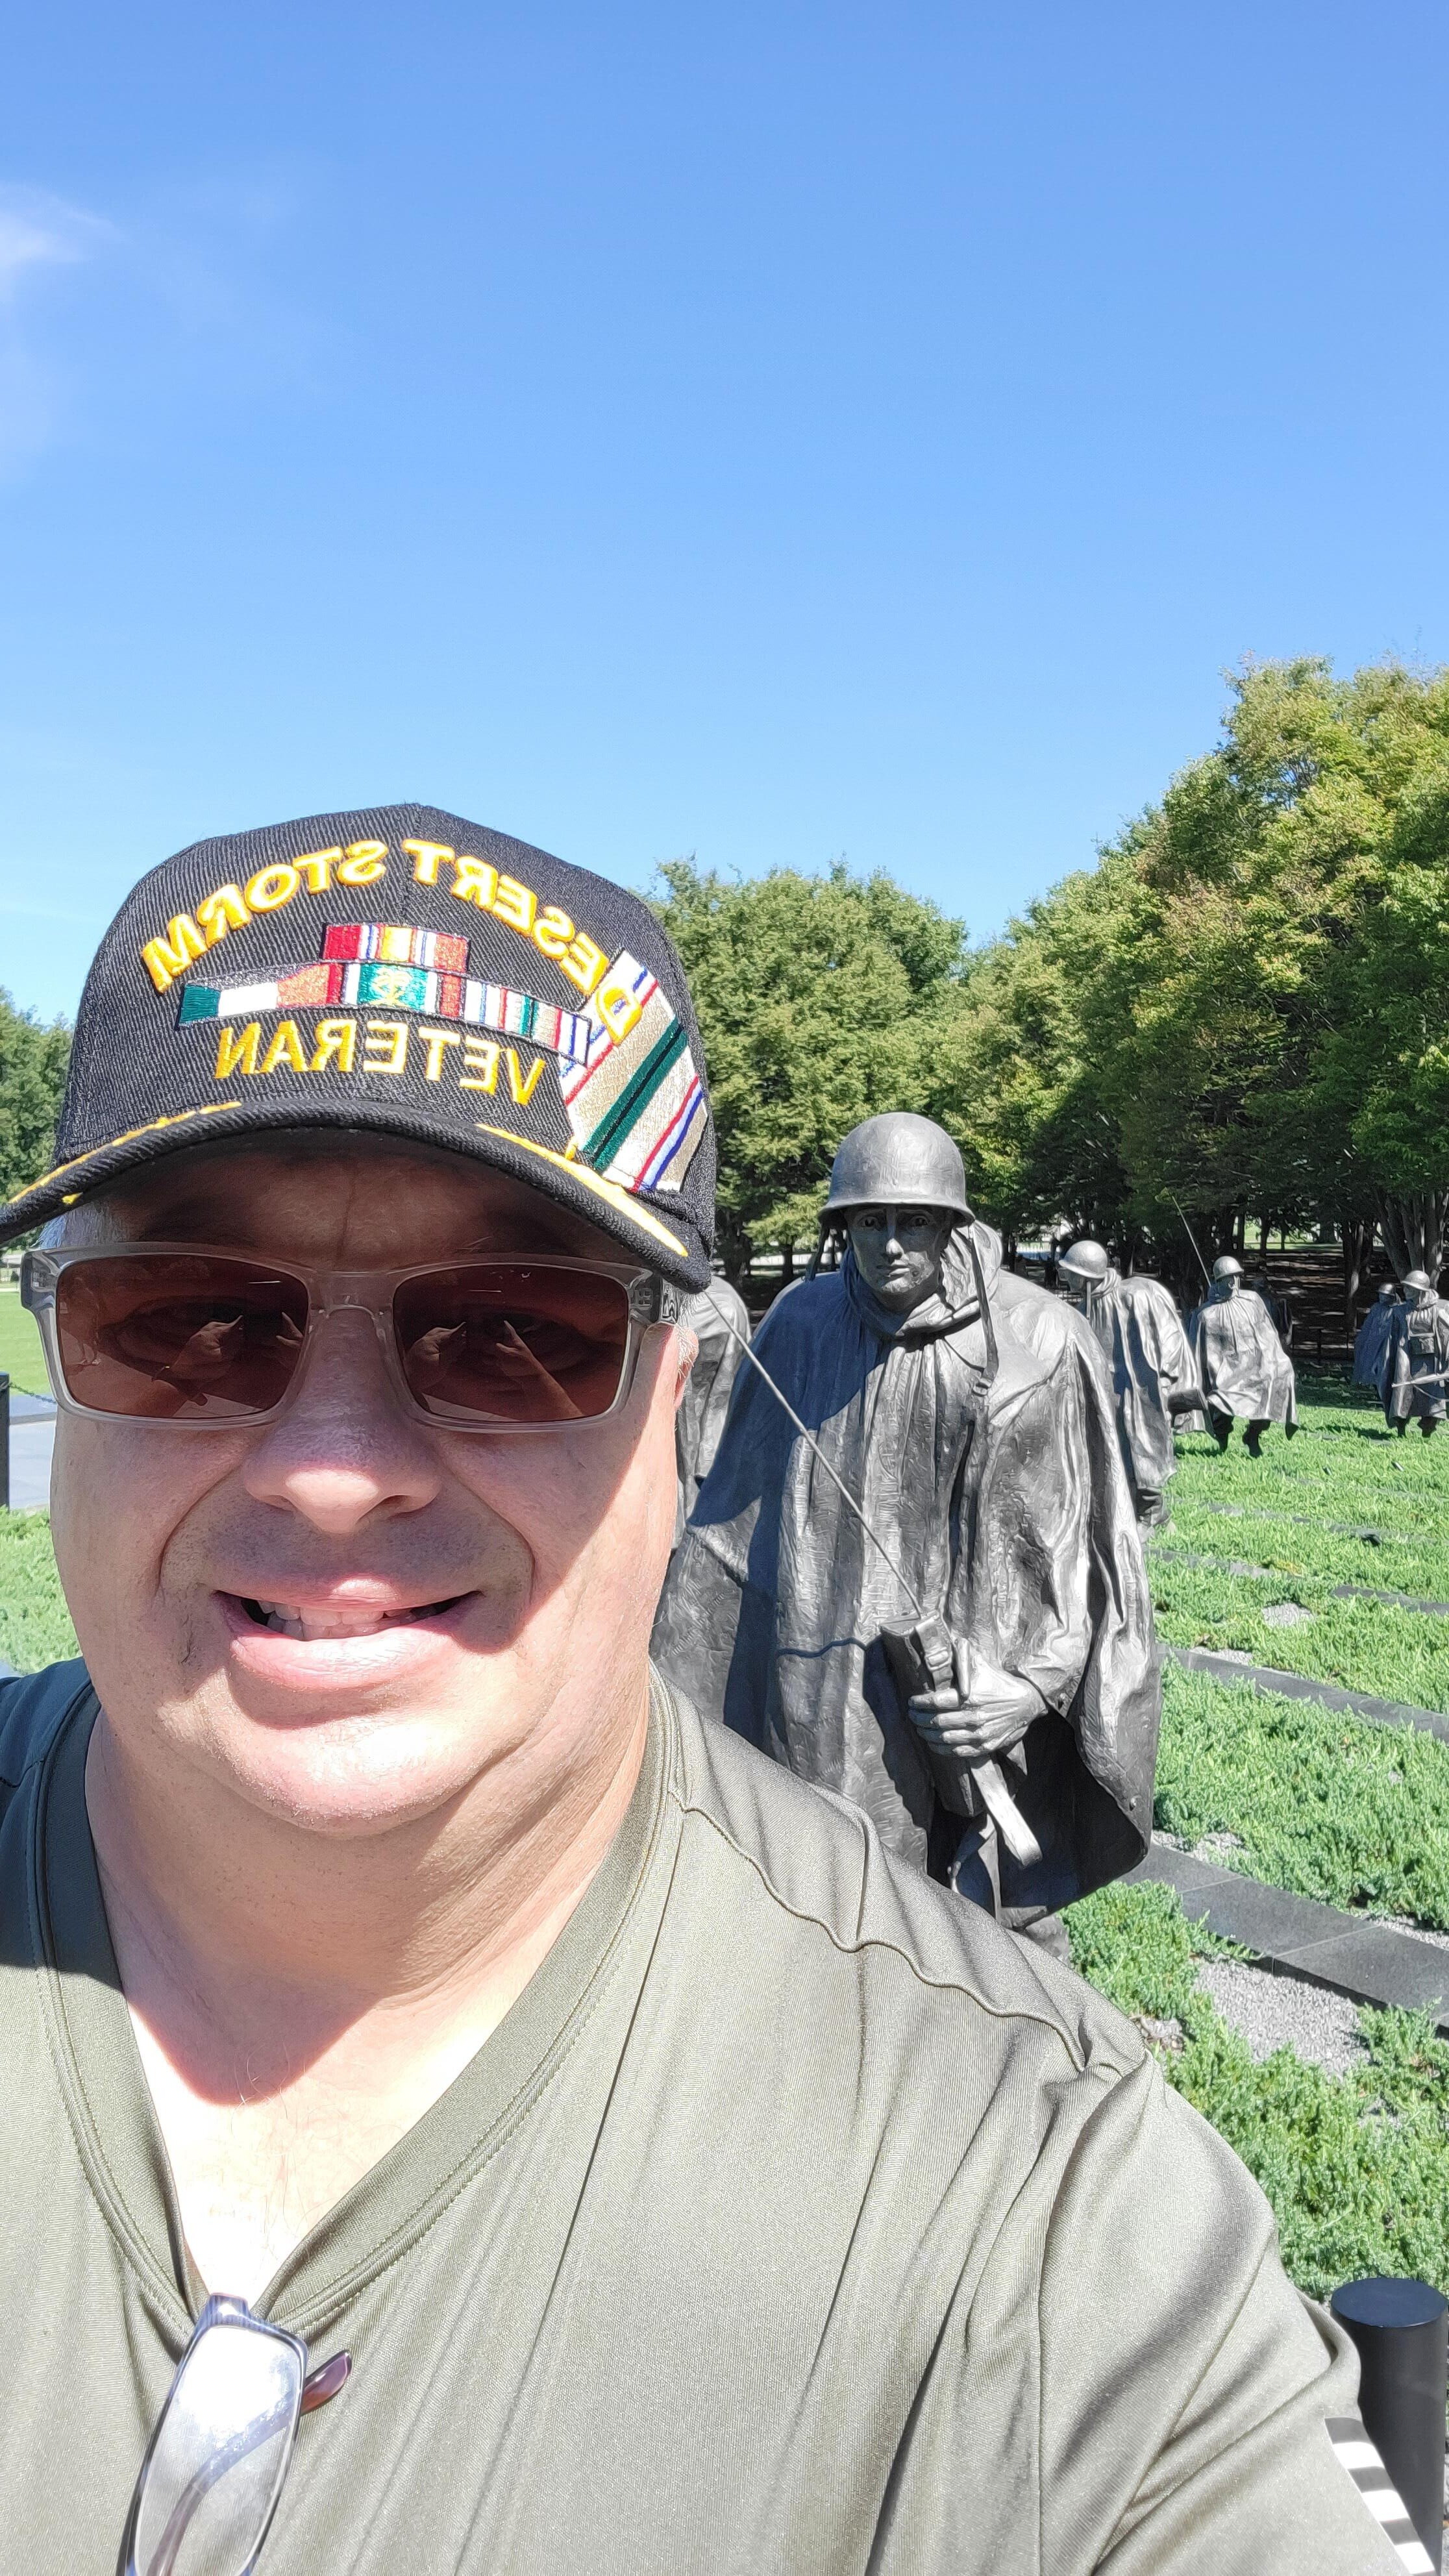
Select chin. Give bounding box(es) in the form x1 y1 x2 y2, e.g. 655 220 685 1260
204 1704 506 1839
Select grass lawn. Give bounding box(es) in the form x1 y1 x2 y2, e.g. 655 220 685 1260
0 1513 77 1672
0 1290 47 1396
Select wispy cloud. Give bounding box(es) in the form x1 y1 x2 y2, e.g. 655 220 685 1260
0 184 116 468
0 184 112 295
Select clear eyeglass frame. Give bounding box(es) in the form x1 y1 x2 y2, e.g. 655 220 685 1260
22 1243 681 1435
116 2296 317 2576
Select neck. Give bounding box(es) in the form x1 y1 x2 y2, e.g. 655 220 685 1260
85 1670 651 2094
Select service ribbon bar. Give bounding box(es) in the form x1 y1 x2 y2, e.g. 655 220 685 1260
179 963 346 1022
322 921 469 974
178 948 590 1063
559 951 706 1191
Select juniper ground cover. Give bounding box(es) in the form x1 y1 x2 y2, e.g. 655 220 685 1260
1148 1377 1449 1920
1065 1879 1449 2302
1067 1369 1449 2297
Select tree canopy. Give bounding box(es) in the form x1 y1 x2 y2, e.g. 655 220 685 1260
0 993 70 1216
651 861 971 1273
657 658 1449 1289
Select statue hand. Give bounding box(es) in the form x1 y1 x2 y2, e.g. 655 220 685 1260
909 1647 1045 1761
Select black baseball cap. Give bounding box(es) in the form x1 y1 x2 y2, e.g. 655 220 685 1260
0 803 717 1289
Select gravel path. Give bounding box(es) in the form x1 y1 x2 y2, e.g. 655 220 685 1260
1195 1957 1368 2074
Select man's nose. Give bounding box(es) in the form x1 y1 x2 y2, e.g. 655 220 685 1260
240 1309 444 1535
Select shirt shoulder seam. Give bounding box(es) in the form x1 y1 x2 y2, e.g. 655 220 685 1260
666 1779 1098 2075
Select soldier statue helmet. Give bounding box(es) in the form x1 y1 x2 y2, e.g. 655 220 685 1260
1212 1254 1244 1283
1402 1269 1434 1297
1058 1239 1111 1285
821 1112 970 1220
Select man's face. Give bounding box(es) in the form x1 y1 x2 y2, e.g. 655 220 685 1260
49 1139 687 1840
846 1205 954 1312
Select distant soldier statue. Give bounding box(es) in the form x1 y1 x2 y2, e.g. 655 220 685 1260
1246 1271 1293 1348
652 1113 1159 1955
1383 1270 1449 1438
1185 1254 1298 1455
1354 1283 1400 1392
674 1271 751 1541
1058 1239 1204 1526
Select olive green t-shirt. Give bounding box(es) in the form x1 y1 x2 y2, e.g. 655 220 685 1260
0 1661 1401 2574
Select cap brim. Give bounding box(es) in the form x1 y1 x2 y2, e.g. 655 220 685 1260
0 1096 712 1288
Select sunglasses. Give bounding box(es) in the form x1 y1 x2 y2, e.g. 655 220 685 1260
117 2294 349 2576
22 1245 680 1433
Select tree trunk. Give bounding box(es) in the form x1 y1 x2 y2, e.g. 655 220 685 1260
1257 1213 1270 1264
1374 1193 1449 1286
1341 1214 1372 1337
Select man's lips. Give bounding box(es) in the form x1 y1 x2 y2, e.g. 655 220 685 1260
238 1594 469 1642
215 1587 482 1690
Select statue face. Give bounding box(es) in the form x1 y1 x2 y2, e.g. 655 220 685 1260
846 1205 954 1311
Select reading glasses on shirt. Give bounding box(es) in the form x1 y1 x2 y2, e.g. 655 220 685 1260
22 1245 679 1433
117 2296 350 2576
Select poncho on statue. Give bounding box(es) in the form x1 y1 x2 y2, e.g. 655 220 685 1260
1185 1282 1297 1427
1354 1289 1399 1392
1082 1271 1202 1504
674 1276 750 1542
1383 1278 1449 1429
652 1228 1159 1919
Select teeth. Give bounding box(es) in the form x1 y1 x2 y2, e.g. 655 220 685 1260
245 1599 447 1642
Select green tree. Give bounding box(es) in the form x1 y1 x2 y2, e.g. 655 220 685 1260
1044 657 1449 1300
0 991 71 1211
652 862 971 1276
925 855 1139 1249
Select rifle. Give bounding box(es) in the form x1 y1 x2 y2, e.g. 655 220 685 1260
1169 1193 1212 1291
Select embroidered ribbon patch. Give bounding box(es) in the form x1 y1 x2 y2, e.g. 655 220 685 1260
177 924 591 1063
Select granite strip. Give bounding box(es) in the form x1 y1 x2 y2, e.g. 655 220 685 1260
1128 1843 1449 2029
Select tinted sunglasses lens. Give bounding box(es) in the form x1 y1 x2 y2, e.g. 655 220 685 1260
54 1257 309 1422
393 1266 632 1424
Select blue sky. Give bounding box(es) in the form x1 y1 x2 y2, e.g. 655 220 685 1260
3 1 1448 1021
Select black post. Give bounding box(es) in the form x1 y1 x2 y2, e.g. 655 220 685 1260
0 1373 8 1513
1331 2277 1447 2573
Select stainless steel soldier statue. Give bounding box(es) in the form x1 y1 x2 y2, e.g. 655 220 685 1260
1185 1254 1298 1456
1383 1269 1449 1438
674 1272 751 1542
1354 1283 1400 1393
1058 1240 1204 1526
652 1114 1159 1955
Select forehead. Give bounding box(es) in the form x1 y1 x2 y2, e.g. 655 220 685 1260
66 1136 620 1265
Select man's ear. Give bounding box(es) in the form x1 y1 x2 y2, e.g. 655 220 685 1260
673 1326 699 1409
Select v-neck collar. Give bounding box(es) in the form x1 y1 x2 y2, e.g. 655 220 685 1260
30 1679 677 2343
